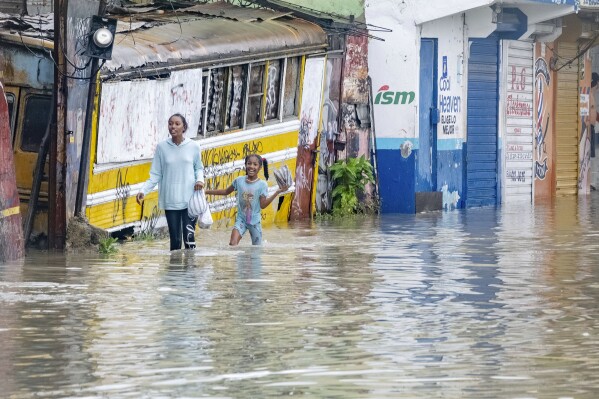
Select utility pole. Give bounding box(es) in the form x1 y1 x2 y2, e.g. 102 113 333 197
74 0 108 217
49 0 68 249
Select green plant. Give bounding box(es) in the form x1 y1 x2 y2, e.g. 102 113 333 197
98 236 119 254
133 230 157 241
330 155 375 217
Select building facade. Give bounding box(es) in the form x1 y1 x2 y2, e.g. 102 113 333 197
365 0 594 213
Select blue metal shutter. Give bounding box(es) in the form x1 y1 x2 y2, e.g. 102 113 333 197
418 38 438 193
466 37 500 207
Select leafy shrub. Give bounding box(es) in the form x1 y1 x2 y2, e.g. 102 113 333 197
330 155 375 217
98 237 119 254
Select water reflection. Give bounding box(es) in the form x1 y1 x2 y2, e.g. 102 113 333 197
1 198 599 397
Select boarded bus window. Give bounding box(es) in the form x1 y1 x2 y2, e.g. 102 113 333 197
225 65 247 131
265 60 283 121
247 63 265 125
21 95 51 153
198 73 209 135
206 68 226 134
283 57 301 117
6 93 15 144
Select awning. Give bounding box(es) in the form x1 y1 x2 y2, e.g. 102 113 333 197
415 0 576 25
102 2 327 78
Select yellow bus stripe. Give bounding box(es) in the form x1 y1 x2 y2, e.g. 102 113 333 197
0 206 20 219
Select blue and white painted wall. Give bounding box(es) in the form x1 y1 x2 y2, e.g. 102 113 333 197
366 1 476 213
421 15 468 210
366 0 420 213
366 0 575 213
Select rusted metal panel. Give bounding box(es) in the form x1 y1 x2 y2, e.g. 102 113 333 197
291 57 325 220
0 13 54 38
0 43 53 89
341 35 371 161
0 81 25 261
97 69 202 164
103 8 327 76
342 35 369 105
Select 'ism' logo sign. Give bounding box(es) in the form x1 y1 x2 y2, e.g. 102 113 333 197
374 85 416 105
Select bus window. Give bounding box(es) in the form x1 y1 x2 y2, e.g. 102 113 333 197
247 63 265 125
283 57 301 118
198 73 209 136
265 59 283 121
206 68 226 135
225 64 247 131
6 93 15 144
20 95 51 153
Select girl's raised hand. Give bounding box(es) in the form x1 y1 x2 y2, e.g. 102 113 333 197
136 192 145 205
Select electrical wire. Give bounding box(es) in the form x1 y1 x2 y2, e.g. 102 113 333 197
115 7 137 46
158 0 183 46
49 49 107 80
18 31 47 59
16 14 100 79
548 33 599 72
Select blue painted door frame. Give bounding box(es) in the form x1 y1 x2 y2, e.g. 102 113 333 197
418 38 438 192
466 36 499 207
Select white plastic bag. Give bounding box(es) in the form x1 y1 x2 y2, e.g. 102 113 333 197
188 190 213 229
273 165 293 189
199 205 213 229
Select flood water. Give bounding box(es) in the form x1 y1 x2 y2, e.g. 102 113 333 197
2 196 599 398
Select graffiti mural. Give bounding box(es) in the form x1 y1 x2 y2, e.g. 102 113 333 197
316 59 342 213
579 51 592 193
113 169 130 223
291 57 325 220
139 204 161 238
533 43 556 199
265 61 281 120
534 59 549 180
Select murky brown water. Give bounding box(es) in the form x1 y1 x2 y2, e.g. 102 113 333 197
2 196 599 398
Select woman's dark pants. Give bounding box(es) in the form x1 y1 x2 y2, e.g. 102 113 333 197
164 209 196 251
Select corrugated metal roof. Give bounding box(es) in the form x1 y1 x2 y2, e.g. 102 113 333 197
0 0 24 15
183 2 291 22
0 12 53 39
103 3 327 77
